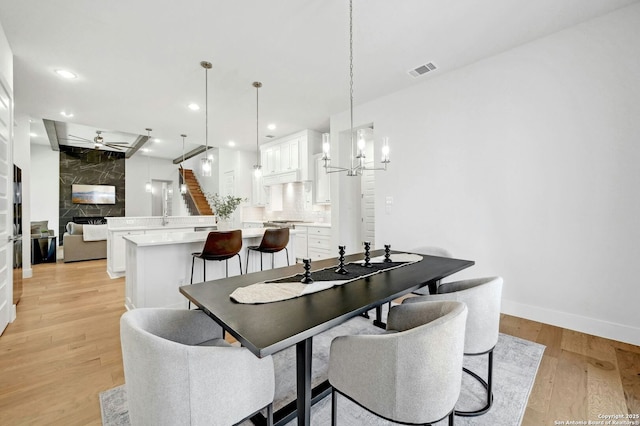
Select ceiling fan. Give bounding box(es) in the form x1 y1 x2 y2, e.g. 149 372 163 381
60 130 130 151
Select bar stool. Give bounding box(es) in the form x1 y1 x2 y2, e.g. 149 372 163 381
190 229 243 285
246 228 290 272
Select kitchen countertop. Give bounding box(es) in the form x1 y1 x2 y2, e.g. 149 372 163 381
108 223 211 232
123 227 299 247
293 222 331 228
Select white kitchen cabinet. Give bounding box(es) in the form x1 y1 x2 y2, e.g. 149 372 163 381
295 225 332 261
111 230 145 273
314 155 331 204
252 174 268 206
294 226 308 259
259 130 321 182
280 139 299 172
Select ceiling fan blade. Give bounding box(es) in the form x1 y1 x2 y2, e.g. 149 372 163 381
104 144 125 151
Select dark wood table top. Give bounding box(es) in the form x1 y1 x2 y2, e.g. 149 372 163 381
179 249 474 357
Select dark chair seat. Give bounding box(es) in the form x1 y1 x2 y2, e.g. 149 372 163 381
189 231 243 308
246 228 290 272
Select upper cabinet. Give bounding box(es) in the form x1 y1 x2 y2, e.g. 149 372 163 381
259 130 321 184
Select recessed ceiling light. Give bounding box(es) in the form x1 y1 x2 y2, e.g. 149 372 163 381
228 140 235 147
141 148 150 153
188 103 200 111
60 111 74 118
267 123 276 131
30 132 37 137
207 154 214 161
55 69 77 79
154 138 161 143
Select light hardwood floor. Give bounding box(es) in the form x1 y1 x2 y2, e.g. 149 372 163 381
0 259 638 425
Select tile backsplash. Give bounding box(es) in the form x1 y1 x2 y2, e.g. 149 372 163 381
242 182 331 223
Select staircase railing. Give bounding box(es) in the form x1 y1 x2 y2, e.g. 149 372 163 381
179 167 200 215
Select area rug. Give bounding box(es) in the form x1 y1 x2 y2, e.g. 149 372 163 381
100 313 544 426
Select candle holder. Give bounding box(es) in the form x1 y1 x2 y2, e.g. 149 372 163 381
335 246 348 275
384 244 392 262
300 258 314 284
363 241 372 268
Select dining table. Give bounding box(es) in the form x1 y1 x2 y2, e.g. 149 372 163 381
179 249 475 426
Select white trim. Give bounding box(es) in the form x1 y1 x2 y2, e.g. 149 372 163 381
23 268 32 278
502 299 640 347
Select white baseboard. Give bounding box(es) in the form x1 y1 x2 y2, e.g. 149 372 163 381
502 299 640 347
23 268 33 278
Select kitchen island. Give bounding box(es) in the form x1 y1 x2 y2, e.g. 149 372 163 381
123 227 297 310
106 215 217 278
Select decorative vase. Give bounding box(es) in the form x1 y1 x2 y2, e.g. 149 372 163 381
217 218 232 231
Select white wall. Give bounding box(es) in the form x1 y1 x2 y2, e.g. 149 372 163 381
125 154 183 217
29 144 59 237
331 3 640 345
216 147 254 228
14 118 31 276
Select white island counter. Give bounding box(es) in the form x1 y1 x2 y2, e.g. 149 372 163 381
106 216 217 278
123 227 297 310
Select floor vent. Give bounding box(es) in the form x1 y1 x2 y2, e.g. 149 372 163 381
409 62 437 77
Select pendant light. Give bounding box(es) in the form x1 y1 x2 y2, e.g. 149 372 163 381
200 61 213 177
145 128 152 192
180 134 187 194
252 81 262 178
321 0 390 176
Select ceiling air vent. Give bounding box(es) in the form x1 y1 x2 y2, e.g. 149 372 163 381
409 62 437 78
265 135 275 139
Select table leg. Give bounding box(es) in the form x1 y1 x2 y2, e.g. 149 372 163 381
373 304 386 329
296 338 312 426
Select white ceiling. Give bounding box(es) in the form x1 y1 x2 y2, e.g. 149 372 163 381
1 0 637 159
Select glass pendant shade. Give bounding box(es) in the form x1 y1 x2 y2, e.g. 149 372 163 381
180 183 187 194
253 165 262 178
201 156 212 177
145 181 152 193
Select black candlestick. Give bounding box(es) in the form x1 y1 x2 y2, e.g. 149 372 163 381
335 246 348 275
300 258 314 284
363 241 372 268
384 244 392 262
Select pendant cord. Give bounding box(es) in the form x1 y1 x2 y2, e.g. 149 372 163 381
349 0 354 168
205 67 208 152
256 84 259 165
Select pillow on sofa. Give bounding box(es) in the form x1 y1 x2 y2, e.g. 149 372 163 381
83 224 107 241
65 222 84 235
31 220 49 237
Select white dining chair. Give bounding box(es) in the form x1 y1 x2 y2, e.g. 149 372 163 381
404 276 503 416
329 300 468 425
120 308 275 425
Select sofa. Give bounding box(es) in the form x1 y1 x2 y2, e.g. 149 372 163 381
63 222 107 263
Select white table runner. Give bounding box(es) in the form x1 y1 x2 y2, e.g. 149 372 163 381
230 253 422 304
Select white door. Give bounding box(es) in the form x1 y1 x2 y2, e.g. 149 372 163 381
360 130 376 248
0 78 14 335
222 171 237 226
222 171 235 197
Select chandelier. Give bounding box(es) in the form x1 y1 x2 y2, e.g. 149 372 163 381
322 0 390 176
252 81 262 178
200 61 213 177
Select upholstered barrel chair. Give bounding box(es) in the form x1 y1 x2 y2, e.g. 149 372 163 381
404 276 503 416
329 300 468 425
120 308 275 425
